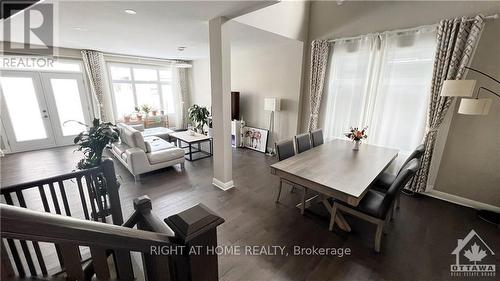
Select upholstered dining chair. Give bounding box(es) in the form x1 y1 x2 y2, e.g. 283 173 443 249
294 133 312 153
274 139 308 214
329 158 420 253
371 144 425 210
310 129 324 147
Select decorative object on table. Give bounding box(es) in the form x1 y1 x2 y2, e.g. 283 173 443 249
70 118 120 220
188 104 210 134
243 126 269 153
264 97 281 155
123 114 131 123
152 108 158 116
345 126 368 151
440 66 500 226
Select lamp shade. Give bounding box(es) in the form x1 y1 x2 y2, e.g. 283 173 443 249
264 97 281 111
440 80 476 97
458 98 492 115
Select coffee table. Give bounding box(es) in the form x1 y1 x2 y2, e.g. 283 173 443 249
170 131 213 161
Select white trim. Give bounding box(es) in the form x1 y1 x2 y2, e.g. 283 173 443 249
424 188 500 213
212 178 234 191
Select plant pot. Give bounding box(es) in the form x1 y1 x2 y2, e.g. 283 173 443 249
137 115 143 121
353 140 361 151
152 111 158 116
124 116 131 123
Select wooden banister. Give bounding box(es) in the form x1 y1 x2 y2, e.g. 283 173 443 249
0 204 172 252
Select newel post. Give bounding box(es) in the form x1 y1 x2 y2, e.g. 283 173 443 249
101 158 123 225
165 204 224 281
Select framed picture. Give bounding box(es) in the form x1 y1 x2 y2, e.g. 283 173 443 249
243 126 269 153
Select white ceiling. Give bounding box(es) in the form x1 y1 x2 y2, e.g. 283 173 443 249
2 0 279 60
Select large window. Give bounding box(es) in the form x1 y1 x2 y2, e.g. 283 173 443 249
108 63 174 119
323 26 437 171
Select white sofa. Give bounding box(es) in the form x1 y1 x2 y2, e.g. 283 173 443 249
110 123 185 179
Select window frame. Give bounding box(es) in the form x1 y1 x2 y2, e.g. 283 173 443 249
107 62 174 119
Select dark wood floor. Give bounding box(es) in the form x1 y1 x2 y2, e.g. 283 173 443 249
1 146 499 281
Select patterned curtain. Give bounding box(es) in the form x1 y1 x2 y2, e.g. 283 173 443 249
307 40 330 131
174 66 191 129
409 15 485 192
81 50 114 122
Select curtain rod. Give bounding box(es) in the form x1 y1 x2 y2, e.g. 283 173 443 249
103 52 190 63
327 13 498 43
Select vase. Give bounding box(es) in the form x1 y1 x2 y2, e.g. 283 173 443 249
353 140 361 151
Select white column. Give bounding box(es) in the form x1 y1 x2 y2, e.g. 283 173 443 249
209 17 233 190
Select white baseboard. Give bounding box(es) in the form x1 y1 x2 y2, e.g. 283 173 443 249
212 178 234 191
425 189 500 213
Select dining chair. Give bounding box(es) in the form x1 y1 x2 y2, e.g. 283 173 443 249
275 139 305 205
371 144 425 210
294 133 312 153
310 129 324 147
329 158 420 253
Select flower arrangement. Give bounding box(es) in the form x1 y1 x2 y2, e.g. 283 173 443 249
345 127 368 141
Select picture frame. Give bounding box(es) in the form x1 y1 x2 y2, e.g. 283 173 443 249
242 126 269 153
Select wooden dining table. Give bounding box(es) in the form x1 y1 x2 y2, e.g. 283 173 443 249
270 139 398 232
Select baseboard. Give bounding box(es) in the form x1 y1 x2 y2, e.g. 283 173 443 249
425 189 500 213
212 178 234 191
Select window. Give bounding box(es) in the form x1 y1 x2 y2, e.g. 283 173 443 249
323 26 437 172
108 63 175 118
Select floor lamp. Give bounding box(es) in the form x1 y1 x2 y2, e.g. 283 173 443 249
264 97 280 156
440 66 500 226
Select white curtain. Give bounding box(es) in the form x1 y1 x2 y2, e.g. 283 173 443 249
323 26 437 174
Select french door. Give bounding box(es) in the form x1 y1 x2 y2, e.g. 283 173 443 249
0 70 91 153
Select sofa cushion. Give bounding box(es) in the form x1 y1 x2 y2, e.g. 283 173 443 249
144 136 175 152
112 142 129 156
147 148 185 165
118 123 148 152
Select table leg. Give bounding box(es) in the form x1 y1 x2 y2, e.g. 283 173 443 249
322 198 351 232
188 143 193 161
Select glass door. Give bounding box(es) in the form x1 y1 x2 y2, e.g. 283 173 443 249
0 71 56 151
41 73 91 146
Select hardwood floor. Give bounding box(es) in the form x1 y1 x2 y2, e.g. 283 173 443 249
1 146 499 281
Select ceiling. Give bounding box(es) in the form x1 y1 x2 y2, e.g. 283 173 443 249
1 0 279 59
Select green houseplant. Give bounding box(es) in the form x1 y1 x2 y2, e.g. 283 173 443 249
73 118 120 169
71 118 120 220
188 104 210 133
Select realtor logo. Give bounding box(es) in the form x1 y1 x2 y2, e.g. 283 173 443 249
1 1 56 55
451 229 496 277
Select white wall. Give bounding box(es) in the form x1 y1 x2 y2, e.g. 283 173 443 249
190 58 212 108
231 41 303 149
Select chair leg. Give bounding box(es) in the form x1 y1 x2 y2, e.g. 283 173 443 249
329 203 338 231
375 222 384 253
275 180 283 203
301 188 307 215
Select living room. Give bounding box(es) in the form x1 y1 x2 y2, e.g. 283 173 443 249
1 1 499 280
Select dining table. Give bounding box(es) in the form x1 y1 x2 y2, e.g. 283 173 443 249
270 139 399 232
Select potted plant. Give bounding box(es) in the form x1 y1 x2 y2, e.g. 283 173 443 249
188 104 210 134
345 126 368 151
70 119 120 220
141 104 152 118
134 106 143 121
